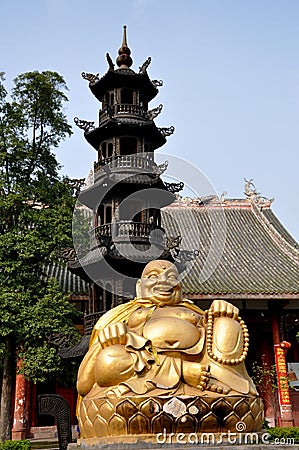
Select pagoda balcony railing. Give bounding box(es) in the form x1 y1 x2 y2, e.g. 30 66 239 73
84 311 104 335
99 104 146 123
94 221 157 241
94 154 157 174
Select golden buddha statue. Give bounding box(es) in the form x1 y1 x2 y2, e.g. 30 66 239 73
77 260 263 438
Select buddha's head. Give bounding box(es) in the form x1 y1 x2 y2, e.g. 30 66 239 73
136 260 182 306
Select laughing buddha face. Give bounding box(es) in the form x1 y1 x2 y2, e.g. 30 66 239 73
136 260 182 306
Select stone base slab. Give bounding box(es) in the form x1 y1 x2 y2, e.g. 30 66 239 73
70 439 298 450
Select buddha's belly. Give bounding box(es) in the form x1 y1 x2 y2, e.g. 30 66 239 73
143 318 200 349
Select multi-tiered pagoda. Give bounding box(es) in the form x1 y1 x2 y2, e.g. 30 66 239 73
69 27 182 323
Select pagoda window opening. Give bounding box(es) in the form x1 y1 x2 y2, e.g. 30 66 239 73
139 94 147 111
106 205 112 224
108 143 113 157
101 142 107 160
98 204 104 225
104 91 114 107
121 88 134 104
120 137 137 155
133 211 142 223
148 208 161 227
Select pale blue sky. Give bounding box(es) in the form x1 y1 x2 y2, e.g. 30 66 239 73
1 0 299 242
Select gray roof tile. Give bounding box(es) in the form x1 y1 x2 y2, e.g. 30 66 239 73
162 199 299 296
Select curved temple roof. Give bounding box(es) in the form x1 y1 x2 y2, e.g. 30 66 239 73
162 197 299 298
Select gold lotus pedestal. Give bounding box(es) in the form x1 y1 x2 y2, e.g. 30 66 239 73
78 395 263 440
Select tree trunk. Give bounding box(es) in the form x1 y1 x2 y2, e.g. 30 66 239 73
0 337 15 442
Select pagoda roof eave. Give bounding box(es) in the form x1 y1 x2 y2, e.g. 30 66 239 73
89 69 159 102
79 178 175 210
85 121 166 150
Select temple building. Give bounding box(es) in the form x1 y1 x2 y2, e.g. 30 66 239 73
10 27 299 438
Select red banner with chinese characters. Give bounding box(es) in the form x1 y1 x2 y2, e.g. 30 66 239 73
274 344 291 406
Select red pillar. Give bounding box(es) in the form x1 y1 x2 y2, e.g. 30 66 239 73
12 362 28 440
260 346 276 426
271 307 294 427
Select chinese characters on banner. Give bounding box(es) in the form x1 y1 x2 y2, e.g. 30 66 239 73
274 344 291 407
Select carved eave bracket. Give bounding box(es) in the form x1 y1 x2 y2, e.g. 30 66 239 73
58 247 78 262
164 181 184 193
147 104 163 120
74 117 95 133
152 79 163 87
175 249 200 264
158 126 175 138
153 160 168 176
165 235 182 251
81 72 100 85
64 177 86 197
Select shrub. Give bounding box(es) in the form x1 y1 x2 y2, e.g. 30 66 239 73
266 427 299 443
0 440 31 450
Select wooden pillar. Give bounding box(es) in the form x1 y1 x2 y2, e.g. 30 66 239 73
271 307 280 345
12 362 28 440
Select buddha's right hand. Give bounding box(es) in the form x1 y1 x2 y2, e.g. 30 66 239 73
98 322 127 348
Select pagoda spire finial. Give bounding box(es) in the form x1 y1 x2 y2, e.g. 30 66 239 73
122 25 128 47
116 25 133 69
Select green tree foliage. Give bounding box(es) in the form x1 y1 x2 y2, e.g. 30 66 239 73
0 71 80 440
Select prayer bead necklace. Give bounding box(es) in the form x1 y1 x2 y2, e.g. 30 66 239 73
206 310 249 365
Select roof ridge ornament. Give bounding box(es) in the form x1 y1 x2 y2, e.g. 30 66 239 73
116 25 133 69
244 178 274 207
139 57 151 74
106 53 115 71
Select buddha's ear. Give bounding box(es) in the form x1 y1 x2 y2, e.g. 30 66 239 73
136 279 141 298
